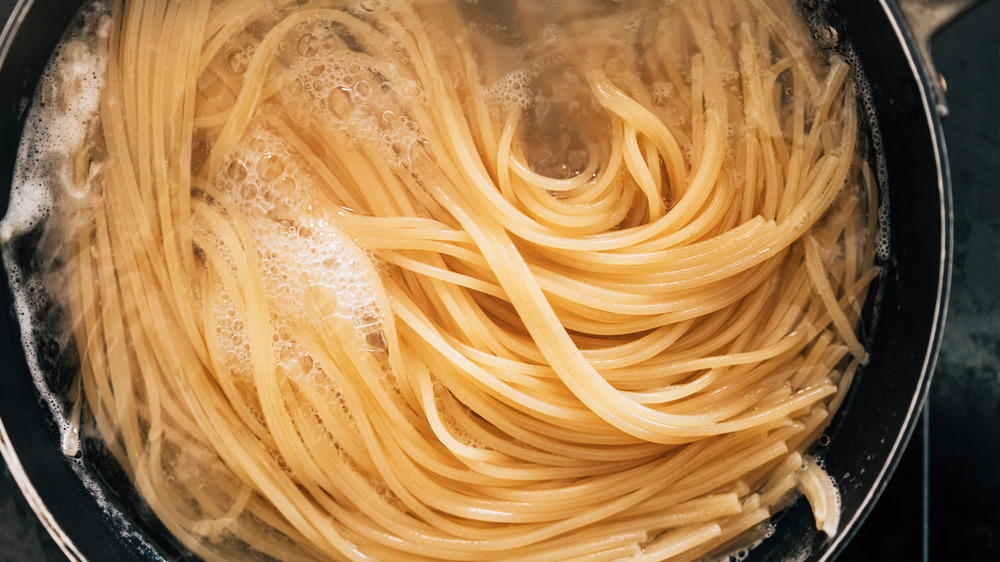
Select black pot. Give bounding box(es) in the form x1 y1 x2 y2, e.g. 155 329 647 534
0 0 964 560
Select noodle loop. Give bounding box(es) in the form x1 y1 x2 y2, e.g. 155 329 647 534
5 0 879 559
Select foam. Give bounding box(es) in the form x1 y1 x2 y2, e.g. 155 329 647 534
841 46 891 262
483 68 536 113
208 121 387 416
1 0 111 464
278 21 428 171
651 81 676 106
0 1 110 243
0 0 164 555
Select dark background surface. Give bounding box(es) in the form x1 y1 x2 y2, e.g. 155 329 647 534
1 1 999 561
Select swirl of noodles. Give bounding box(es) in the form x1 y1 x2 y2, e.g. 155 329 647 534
50 0 878 559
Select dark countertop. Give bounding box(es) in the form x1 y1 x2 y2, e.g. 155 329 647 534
838 2 1000 560
917 2 1000 557
2 2 999 561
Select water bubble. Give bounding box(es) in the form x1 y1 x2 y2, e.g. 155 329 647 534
287 77 305 96
274 175 296 195
363 330 387 352
403 83 422 101
353 80 372 99
248 136 267 152
432 382 447 398
226 160 248 182
256 154 286 182
240 182 258 200
226 49 250 75
305 59 326 77
297 34 321 58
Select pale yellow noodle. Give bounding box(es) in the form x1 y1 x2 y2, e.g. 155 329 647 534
40 0 884 559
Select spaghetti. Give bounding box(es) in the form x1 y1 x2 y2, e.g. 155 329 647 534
5 0 879 559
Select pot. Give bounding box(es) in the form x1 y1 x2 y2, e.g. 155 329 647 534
0 0 968 560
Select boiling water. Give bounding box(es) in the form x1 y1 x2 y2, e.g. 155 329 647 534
2 0 889 559
2 0 111 456
0 0 162 551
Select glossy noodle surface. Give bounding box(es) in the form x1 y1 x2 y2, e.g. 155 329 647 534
3 0 879 559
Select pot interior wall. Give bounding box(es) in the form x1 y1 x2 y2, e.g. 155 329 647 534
749 0 951 559
0 0 193 559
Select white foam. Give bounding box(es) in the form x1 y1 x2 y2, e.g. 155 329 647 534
842 46 891 262
1 1 110 242
1 0 110 459
208 122 386 405
0 0 162 554
278 21 428 171
483 68 536 113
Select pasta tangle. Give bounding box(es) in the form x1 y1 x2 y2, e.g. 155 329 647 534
19 0 879 559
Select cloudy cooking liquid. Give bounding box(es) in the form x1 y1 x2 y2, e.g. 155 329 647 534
2 0 890 559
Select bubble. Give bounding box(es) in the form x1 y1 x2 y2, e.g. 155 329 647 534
305 58 326 77
226 49 250 75
297 33 321 58
256 154 285 181
274 175 296 194
226 160 248 182
240 182 258 200
363 330 387 352
287 77 305 96
353 80 372 99
432 382 447 398
248 136 268 152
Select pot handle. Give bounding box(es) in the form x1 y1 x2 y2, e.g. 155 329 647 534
894 0 987 117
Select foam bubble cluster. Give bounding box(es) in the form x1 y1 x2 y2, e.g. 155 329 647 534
483 68 537 113
208 120 386 417
279 20 428 170
1 1 111 243
0 0 111 461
